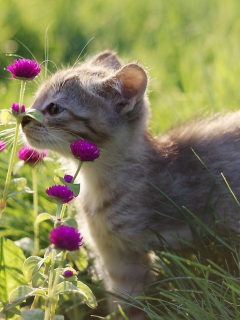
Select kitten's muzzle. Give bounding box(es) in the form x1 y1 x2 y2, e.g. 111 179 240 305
21 116 32 129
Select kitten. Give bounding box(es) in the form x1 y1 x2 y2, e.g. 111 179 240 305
22 50 240 319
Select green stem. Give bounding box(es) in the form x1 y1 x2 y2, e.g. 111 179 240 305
59 204 67 220
0 80 26 217
50 296 59 320
32 166 39 255
0 122 21 217
31 258 50 310
31 296 39 309
19 80 26 107
44 249 56 320
44 250 67 320
72 162 83 182
56 204 62 220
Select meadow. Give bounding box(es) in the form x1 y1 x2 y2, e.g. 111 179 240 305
1 0 240 319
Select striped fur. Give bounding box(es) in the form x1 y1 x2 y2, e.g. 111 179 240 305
22 51 240 319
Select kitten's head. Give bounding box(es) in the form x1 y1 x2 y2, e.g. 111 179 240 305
21 51 150 157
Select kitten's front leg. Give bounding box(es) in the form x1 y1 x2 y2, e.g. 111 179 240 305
101 248 155 319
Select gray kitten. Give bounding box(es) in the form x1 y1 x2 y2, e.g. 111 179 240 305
22 51 240 319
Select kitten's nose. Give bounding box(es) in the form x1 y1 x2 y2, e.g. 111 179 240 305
21 116 32 128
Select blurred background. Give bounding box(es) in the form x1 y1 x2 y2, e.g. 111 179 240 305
1 2 240 318
1 0 240 133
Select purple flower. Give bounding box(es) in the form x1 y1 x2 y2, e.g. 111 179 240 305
63 270 73 277
0 140 6 152
18 146 48 165
70 140 100 161
46 185 75 204
64 174 73 183
62 268 77 278
11 103 25 114
6 59 41 80
49 225 83 251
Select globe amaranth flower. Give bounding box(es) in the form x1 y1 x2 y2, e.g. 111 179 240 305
18 145 48 165
46 185 75 204
63 270 74 277
70 140 100 161
6 59 41 80
64 174 73 183
49 225 83 251
11 103 25 114
62 267 77 278
0 140 6 152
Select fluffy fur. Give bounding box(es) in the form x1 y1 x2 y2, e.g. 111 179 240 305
22 51 240 319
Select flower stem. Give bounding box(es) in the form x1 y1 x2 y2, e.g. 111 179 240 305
56 204 61 219
44 249 56 320
32 166 39 255
44 250 67 320
59 204 67 220
19 80 26 108
0 80 26 218
72 162 83 182
31 296 39 309
0 122 21 217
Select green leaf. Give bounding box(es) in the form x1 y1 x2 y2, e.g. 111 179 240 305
8 187 34 198
0 237 27 304
36 212 55 225
68 248 88 271
54 176 61 184
54 281 97 308
0 306 21 318
32 273 48 288
0 110 12 125
57 176 66 184
25 109 43 123
8 178 33 197
14 237 34 253
5 286 46 310
68 183 80 197
57 176 80 197
15 113 28 123
10 286 46 301
64 218 78 229
21 309 44 320
54 281 87 301
13 161 24 175
9 178 27 191
76 281 98 309
22 256 43 282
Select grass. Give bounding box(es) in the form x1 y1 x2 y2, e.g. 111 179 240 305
1 0 240 319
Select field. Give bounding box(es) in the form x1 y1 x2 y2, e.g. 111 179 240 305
1 0 240 319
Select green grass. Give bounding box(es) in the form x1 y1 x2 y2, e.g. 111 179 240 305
1 0 240 319
1 0 240 131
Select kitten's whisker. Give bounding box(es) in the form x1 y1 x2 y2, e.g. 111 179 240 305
44 133 68 154
46 126 83 142
3 135 15 145
47 130 70 145
0 127 16 135
50 128 83 140
1 136 15 145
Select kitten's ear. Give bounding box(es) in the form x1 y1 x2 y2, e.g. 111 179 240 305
102 63 148 114
89 50 122 70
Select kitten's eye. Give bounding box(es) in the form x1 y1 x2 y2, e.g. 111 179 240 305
46 103 64 116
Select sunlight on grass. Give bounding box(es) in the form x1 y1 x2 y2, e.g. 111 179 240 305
1 0 240 319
